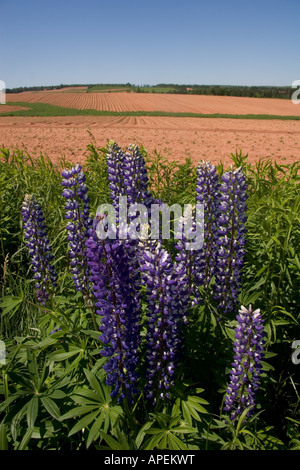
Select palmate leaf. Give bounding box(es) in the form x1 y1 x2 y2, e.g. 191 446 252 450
167 433 189 450
86 411 108 448
83 368 109 401
141 411 197 450
68 410 100 437
59 369 123 448
135 420 154 449
142 426 192 450
251 426 285 450
98 429 131 451
172 392 209 427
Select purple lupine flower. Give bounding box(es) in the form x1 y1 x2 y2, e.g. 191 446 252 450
22 194 57 305
61 164 92 293
224 305 265 421
123 144 154 208
174 162 219 307
106 140 126 223
174 206 201 308
174 238 195 309
85 214 142 402
194 161 220 292
213 167 247 317
107 141 159 229
140 239 187 404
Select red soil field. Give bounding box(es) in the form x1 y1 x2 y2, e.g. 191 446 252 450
6 91 300 116
0 104 30 112
1 115 299 167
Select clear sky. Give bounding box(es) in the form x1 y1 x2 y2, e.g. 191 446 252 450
0 0 299 89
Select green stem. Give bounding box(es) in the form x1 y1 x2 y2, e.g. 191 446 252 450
123 397 137 433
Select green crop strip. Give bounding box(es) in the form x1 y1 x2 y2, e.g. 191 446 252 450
1 101 300 120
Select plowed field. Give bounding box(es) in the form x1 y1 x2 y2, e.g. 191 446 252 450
6 91 300 116
0 104 31 112
1 114 299 167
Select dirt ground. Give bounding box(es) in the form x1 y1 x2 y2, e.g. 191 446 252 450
0 115 300 167
0 104 31 113
5 91 300 116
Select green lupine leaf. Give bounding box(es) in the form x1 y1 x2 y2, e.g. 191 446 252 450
47 349 83 362
187 397 208 414
0 422 9 450
32 421 56 439
135 421 153 449
167 433 188 450
68 410 100 437
7 372 35 391
86 411 106 448
143 433 164 450
171 425 196 434
99 430 126 450
18 428 34 450
27 397 39 428
182 401 193 427
0 296 23 316
145 427 165 435
83 368 106 400
60 405 98 421
40 396 61 420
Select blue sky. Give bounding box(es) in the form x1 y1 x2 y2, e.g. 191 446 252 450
0 0 299 88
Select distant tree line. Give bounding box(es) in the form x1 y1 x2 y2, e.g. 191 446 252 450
188 85 292 99
6 84 90 94
150 83 293 99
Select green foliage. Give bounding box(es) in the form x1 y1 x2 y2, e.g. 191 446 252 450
0 144 299 450
2 102 300 121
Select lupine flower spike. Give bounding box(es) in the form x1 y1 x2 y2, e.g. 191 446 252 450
140 237 188 403
61 164 92 293
106 141 126 224
22 194 57 305
86 214 142 402
175 161 220 306
174 205 201 307
224 305 265 421
213 167 247 317
123 143 155 208
194 161 220 292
